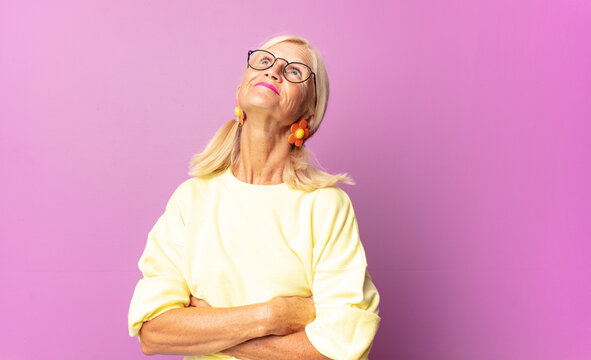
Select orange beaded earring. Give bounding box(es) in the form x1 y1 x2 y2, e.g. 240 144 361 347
288 120 310 147
234 100 245 125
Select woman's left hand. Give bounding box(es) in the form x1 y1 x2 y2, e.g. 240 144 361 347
189 295 212 307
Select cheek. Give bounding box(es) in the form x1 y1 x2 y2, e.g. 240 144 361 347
239 71 257 90
281 87 308 111
280 97 300 116
238 78 257 100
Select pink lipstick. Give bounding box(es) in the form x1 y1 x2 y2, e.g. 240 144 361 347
255 82 280 95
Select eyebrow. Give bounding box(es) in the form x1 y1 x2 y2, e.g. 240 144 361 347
268 50 310 65
279 55 305 64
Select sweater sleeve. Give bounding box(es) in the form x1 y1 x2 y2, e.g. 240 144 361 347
128 182 191 339
305 188 381 360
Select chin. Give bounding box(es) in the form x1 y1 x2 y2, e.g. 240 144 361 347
245 94 278 109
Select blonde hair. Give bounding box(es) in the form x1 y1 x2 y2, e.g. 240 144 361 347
188 34 354 191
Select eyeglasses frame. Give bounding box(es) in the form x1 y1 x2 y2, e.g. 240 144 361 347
247 49 317 108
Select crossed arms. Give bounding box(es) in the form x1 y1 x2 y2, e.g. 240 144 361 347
139 295 331 360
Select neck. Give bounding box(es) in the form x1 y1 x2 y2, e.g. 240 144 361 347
232 110 292 185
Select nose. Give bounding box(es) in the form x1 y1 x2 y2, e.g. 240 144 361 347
264 59 287 81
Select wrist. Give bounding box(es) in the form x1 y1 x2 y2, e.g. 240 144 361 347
258 299 275 337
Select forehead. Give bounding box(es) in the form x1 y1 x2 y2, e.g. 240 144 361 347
265 42 313 65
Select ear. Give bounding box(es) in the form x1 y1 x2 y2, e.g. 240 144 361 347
303 113 314 129
304 107 314 124
236 85 241 101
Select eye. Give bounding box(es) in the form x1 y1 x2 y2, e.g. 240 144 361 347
260 56 273 66
285 64 306 81
289 68 301 77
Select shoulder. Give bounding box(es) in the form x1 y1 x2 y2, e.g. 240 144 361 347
169 178 195 202
312 185 351 202
171 171 223 198
309 185 355 217
168 175 214 211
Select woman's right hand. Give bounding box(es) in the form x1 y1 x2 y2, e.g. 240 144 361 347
267 295 316 336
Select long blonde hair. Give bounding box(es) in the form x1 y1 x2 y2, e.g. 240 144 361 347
188 34 354 191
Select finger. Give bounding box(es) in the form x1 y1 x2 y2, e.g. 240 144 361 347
190 296 201 307
191 297 212 307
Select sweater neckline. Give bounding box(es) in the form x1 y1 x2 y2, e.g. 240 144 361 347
222 166 290 191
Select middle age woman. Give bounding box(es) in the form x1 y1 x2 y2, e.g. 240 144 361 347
128 34 381 360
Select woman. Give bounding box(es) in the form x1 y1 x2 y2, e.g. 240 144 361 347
128 34 381 360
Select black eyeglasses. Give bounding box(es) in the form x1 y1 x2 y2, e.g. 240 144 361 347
247 49 317 108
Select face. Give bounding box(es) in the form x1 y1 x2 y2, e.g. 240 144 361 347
236 42 315 127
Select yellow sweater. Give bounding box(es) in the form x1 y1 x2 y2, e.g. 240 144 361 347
128 166 381 360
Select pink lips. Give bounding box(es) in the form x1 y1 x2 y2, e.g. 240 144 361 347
255 82 280 95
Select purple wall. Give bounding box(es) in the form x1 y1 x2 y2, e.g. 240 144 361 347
1 1 589 359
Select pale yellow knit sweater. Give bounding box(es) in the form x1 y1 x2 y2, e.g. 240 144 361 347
128 166 381 359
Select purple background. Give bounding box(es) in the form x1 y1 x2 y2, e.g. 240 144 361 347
1 0 589 359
